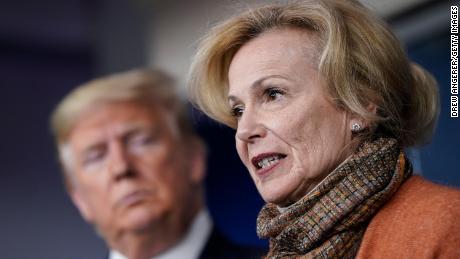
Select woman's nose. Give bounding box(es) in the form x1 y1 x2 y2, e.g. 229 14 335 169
235 109 266 143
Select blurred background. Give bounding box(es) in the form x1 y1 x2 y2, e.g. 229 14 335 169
0 0 457 258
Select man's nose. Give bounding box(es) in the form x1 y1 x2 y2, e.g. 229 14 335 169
107 142 134 181
235 108 266 143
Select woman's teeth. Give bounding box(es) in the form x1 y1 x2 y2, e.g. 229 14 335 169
258 155 282 169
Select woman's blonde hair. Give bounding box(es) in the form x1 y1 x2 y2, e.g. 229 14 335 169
188 0 440 147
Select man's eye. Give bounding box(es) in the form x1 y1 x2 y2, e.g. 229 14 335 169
129 134 153 147
83 149 105 165
231 106 244 118
264 87 284 101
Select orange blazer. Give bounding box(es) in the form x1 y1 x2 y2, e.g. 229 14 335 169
357 176 460 258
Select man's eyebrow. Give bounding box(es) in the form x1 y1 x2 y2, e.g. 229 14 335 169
122 124 162 140
80 124 147 152
81 141 105 155
123 128 152 139
119 123 144 133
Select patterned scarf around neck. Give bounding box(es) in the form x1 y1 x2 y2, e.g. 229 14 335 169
256 137 413 259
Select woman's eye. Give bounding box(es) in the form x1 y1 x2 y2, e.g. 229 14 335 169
264 88 284 101
231 106 244 118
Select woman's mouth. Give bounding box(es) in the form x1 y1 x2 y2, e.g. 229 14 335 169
251 153 287 177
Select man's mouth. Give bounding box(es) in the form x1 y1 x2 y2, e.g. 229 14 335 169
117 190 151 208
252 153 287 170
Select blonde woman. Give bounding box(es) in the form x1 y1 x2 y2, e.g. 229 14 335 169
188 0 460 258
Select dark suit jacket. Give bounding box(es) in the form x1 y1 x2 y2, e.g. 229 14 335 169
105 227 265 259
199 228 265 259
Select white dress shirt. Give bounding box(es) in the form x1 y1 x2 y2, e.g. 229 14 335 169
109 209 212 259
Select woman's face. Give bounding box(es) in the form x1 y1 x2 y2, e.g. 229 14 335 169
228 28 356 207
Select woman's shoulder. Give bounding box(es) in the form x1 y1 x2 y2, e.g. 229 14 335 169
357 176 460 259
369 175 460 228
391 175 460 209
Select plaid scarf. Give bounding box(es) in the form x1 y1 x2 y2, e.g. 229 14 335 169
257 137 412 259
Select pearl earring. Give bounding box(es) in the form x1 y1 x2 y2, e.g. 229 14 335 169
351 123 361 133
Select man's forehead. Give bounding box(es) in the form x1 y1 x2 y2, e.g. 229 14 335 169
68 104 157 141
70 121 149 150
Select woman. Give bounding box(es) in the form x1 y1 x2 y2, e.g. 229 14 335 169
188 0 460 258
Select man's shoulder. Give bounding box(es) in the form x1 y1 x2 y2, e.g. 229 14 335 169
199 228 265 259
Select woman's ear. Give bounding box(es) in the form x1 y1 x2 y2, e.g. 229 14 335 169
366 103 378 115
349 103 378 133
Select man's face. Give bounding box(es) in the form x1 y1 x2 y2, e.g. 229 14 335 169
65 101 203 237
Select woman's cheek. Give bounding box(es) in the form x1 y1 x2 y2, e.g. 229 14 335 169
235 140 249 167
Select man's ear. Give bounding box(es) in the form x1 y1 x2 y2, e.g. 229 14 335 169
187 137 207 185
69 187 94 223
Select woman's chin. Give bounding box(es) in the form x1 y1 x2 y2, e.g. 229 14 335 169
258 183 291 206
257 176 310 207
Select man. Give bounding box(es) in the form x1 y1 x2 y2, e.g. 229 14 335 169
50 69 262 259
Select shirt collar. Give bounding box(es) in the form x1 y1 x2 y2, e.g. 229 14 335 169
109 209 212 259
